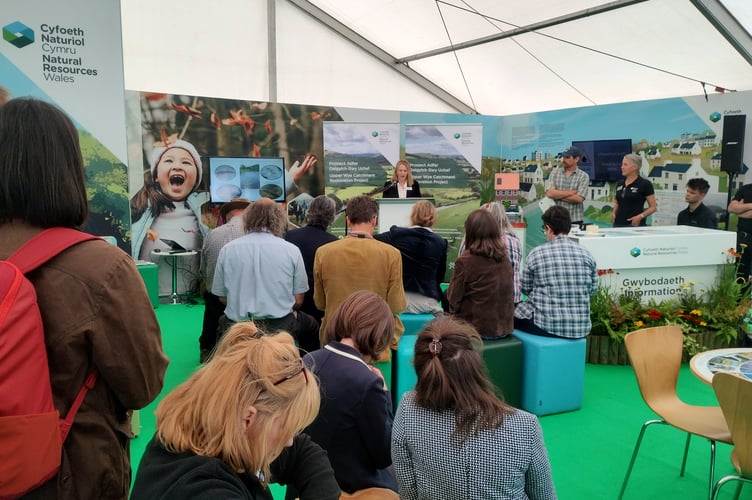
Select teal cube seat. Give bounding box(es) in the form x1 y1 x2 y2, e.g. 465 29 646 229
482 336 523 409
392 334 418 407
136 262 159 309
511 329 586 416
399 313 436 337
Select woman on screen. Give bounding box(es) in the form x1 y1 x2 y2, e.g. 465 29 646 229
382 159 422 198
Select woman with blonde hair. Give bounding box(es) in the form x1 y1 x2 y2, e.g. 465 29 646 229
375 200 448 314
302 290 399 498
132 322 338 499
382 159 422 198
392 317 556 499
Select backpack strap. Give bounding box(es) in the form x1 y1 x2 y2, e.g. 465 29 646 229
7 228 102 440
8 228 101 274
60 369 99 440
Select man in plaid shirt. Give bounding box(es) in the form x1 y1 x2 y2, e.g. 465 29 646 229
545 146 590 226
514 206 598 339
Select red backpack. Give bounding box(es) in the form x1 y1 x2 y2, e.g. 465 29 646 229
0 228 100 499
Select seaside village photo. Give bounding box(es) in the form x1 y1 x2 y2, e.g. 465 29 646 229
4 1 752 499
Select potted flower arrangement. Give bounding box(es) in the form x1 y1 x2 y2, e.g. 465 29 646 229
588 249 752 365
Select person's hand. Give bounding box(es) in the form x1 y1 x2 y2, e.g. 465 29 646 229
147 228 159 241
370 365 388 391
628 215 641 226
289 153 317 183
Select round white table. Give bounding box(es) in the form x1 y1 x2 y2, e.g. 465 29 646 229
689 347 752 385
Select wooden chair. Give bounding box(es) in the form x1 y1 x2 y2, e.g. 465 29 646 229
711 372 752 500
618 326 732 500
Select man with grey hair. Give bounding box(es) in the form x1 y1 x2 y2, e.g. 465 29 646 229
213 197 319 352
285 195 339 324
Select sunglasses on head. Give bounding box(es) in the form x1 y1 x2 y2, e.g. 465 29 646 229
273 357 309 386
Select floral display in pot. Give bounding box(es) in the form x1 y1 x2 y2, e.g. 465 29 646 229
588 249 752 365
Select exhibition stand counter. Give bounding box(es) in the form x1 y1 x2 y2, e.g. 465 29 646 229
569 225 736 303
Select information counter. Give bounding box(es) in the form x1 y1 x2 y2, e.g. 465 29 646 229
569 225 736 303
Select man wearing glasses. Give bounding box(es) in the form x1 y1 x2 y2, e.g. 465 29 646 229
514 206 598 339
545 146 590 227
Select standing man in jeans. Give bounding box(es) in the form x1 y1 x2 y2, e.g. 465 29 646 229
545 146 590 227
213 198 320 353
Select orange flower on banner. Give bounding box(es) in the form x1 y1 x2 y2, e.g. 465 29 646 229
251 102 267 111
143 93 167 102
222 109 255 135
170 103 202 118
252 144 261 157
210 112 221 130
154 129 179 148
311 111 321 120
265 119 272 135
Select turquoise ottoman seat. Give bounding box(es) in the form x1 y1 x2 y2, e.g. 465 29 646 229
512 329 586 416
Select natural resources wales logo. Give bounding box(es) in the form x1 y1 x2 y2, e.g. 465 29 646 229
3 21 34 48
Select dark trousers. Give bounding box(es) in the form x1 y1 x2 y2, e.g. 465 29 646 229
199 291 226 351
218 310 321 354
514 317 567 339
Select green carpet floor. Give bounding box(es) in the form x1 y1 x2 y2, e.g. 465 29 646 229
130 303 746 499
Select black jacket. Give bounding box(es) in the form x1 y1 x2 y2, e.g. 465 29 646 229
131 434 340 499
374 225 447 302
285 225 338 321
381 179 422 198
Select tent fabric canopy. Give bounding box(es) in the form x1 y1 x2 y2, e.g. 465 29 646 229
121 0 752 115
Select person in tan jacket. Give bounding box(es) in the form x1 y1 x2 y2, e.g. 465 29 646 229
313 195 406 353
0 98 168 499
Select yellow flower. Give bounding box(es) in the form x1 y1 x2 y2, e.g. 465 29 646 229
634 320 645 328
700 321 707 327
690 309 702 316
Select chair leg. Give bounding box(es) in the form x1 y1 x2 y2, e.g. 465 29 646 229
733 480 742 500
618 419 666 500
707 440 716 500
680 433 692 476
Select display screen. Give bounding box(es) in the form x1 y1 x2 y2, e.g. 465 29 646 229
571 139 632 182
208 157 286 202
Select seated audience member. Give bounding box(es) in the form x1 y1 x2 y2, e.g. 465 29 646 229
447 209 514 338
382 159 422 199
302 291 398 498
285 195 338 323
392 317 556 500
213 198 319 354
375 200 448 314
459 201 523 304
313 195 406 350
199 197 250 363
677 178 717 229
132 323 340 499
514 206 598 339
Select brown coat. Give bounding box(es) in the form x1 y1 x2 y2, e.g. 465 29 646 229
447 253 514 337
1 224 168 499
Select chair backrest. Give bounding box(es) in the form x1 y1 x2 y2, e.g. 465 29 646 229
624 326 684 412
713 372 752 477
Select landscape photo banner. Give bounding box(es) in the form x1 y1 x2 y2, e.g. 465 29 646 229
323 122 400 189
405 123 483 188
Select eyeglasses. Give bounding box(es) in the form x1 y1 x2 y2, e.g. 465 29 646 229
273 357 309 386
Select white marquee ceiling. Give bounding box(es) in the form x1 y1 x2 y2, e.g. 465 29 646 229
121 0 752 115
